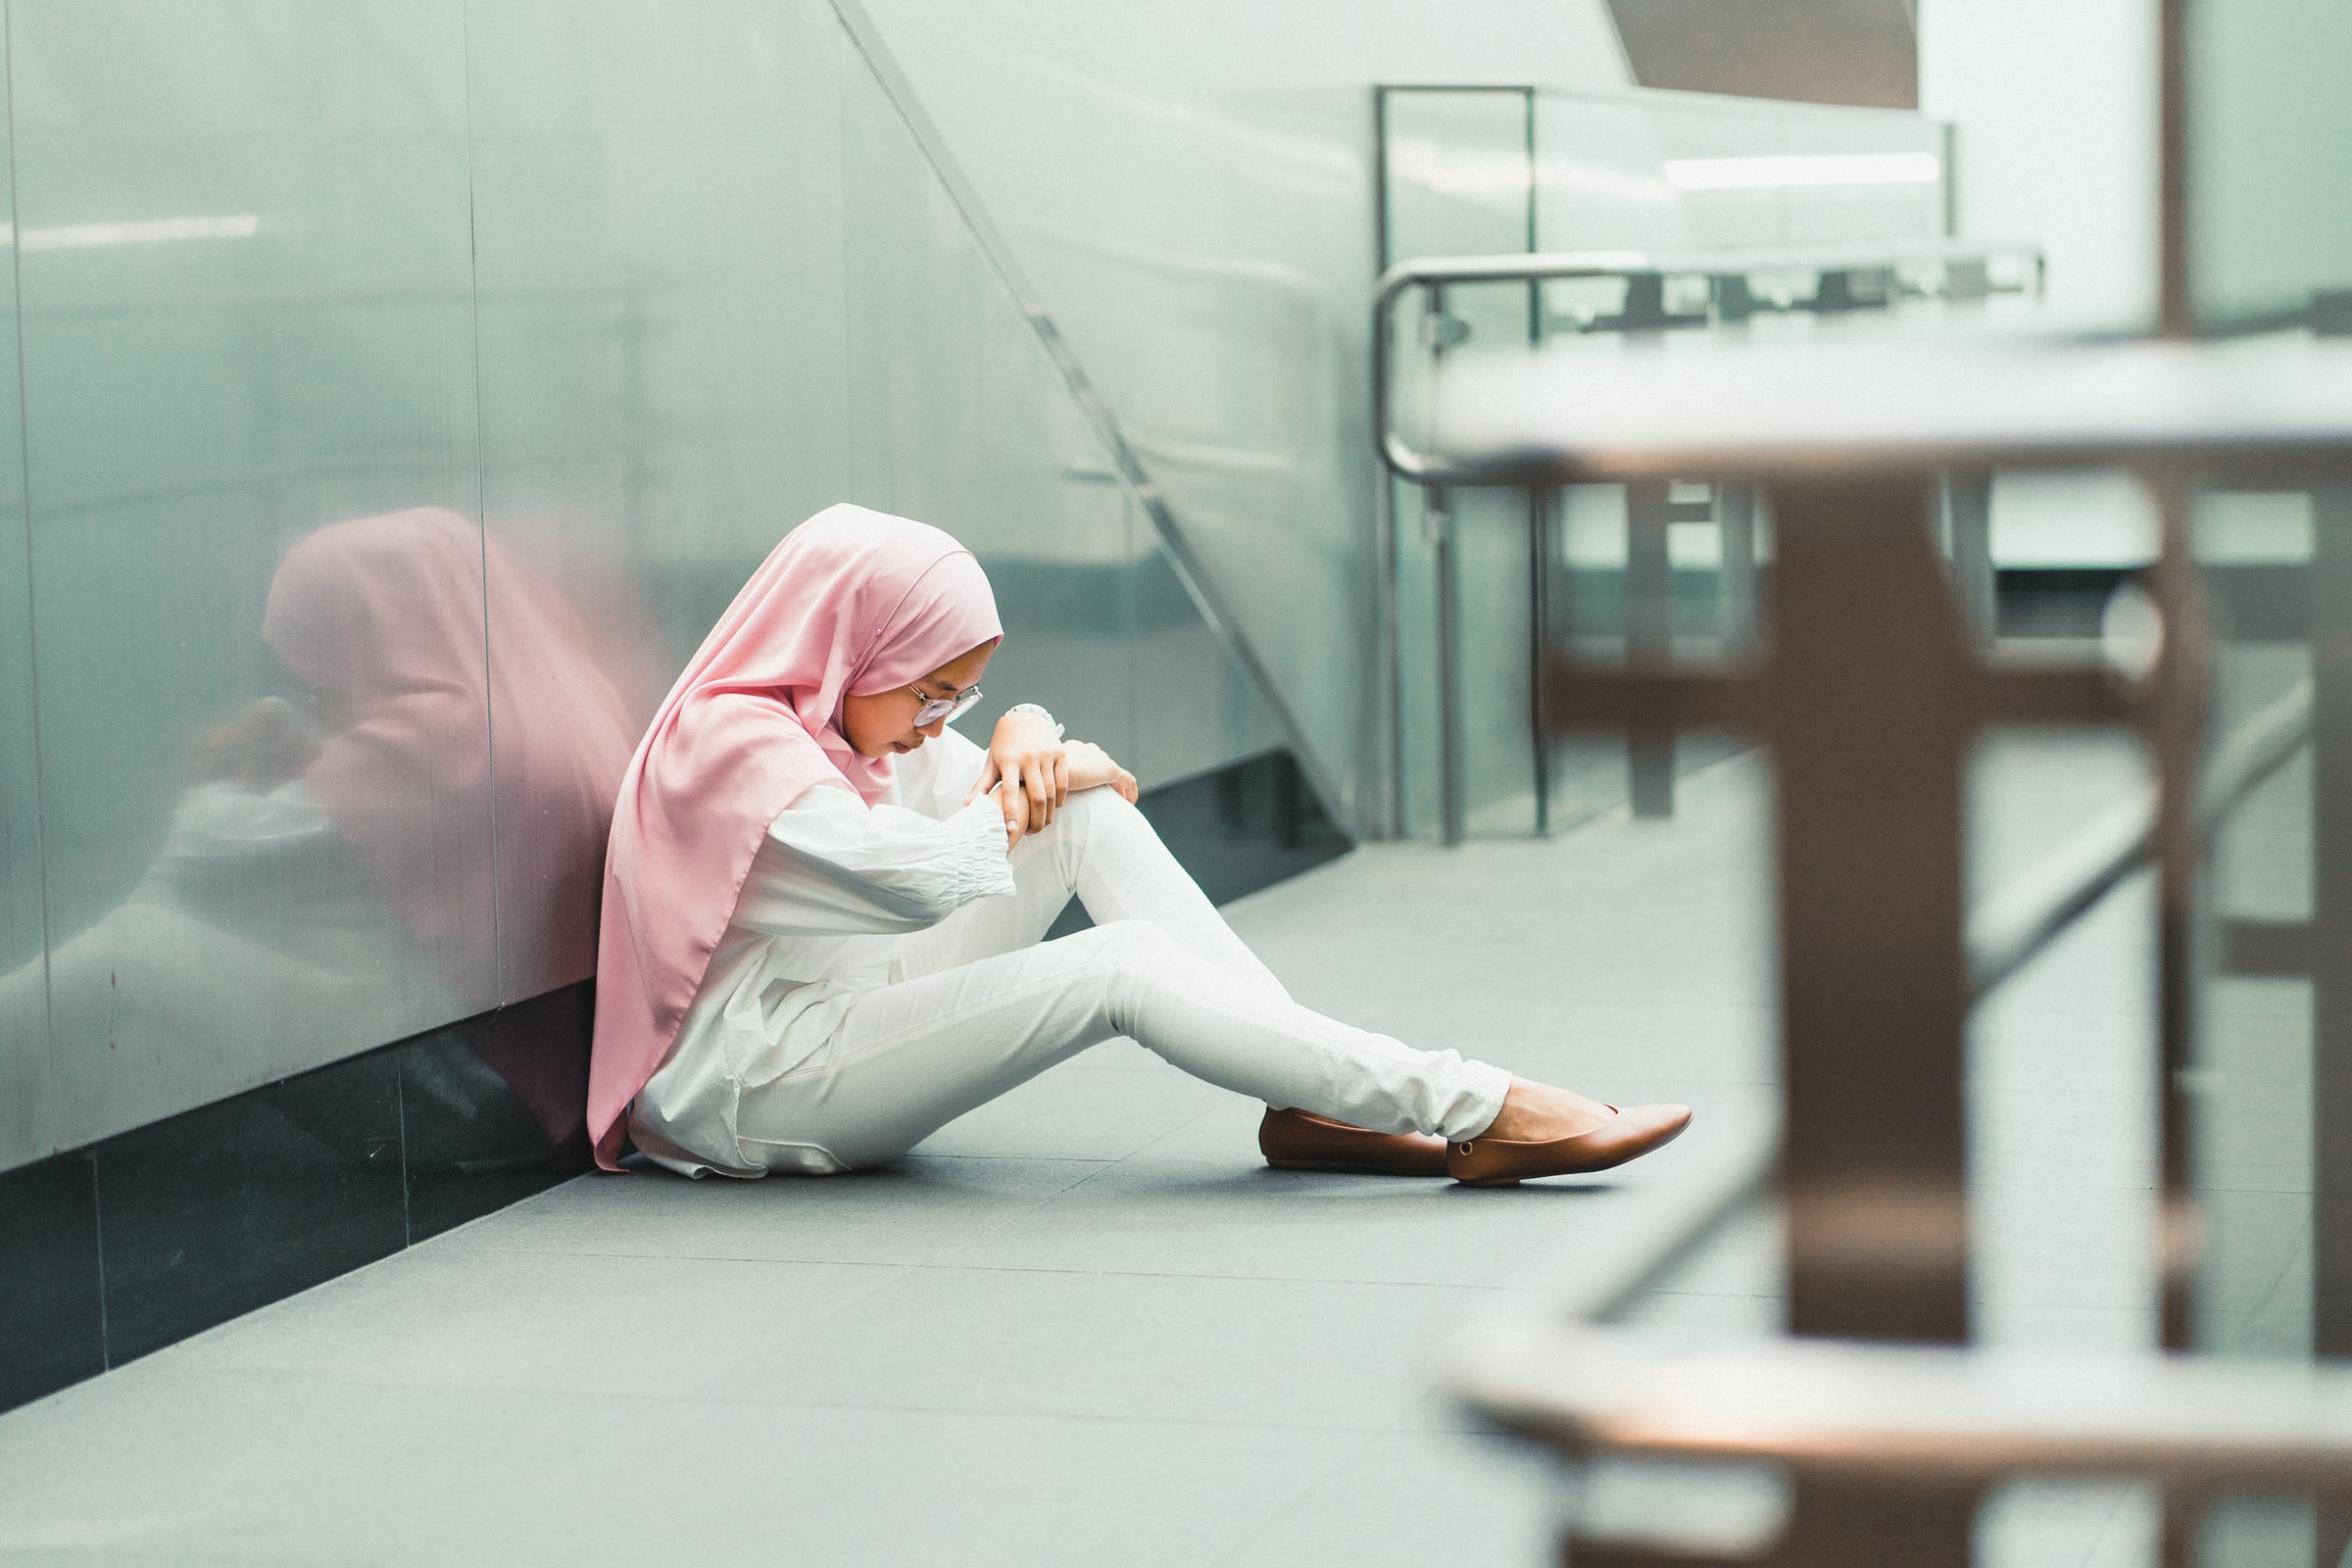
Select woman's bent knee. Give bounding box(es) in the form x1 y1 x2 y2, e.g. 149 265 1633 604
1051 784 1145 849
1070 916 1180 964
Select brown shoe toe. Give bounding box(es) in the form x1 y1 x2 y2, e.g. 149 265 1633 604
1446 1102 1692 1187
1258 1106 1452 1177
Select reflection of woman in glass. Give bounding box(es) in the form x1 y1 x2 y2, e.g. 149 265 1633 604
263 507 636 1013
263 507 637 1144
596 505 1689 1186
0 507 632 1148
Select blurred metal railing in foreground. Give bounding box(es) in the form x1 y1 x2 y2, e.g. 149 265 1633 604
1373 238 2045 845
1373 322 2352 1565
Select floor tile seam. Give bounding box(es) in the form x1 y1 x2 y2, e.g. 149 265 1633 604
889 1259 1526 1295
433 1163 1119 1267
905 1152 1122 1164
1965 1179 2165 1195
0 1549 334 1568
5 1360 1428 1439
1017 1102 1229 1191
1200 1428 1393 1568
2237 1248 2310 1322
659 1387 1425 1436
880 1152 1186 1271
192 1250 925 1378
409 1239 957 1268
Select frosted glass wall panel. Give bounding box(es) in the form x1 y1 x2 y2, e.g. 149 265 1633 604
8 1 489 1154
2189 0 2352 326
1381 91 1541 836
847 0 1636 832
1451 488 1541 835
848 0 1945 831
945 70 1374 809
465 0 855 1004
1533 96 1690 256
1535 91 1942 256
0 21 44 1174
1384 90 1535 264
836 39 1280 786
1774 103 1943 247
1633 101 1787 253
839 52 1138 774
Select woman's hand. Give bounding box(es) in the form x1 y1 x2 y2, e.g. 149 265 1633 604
185 697 321 789
970 710 1068 836
1064 740 1139 805
988 781 1031 849
979 737 1139 848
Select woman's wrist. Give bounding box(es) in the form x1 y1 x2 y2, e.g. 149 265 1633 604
999 703 1063 740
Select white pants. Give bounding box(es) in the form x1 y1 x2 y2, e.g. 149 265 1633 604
731 788 1513 1171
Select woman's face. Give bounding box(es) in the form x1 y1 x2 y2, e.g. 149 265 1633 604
840 639 997 759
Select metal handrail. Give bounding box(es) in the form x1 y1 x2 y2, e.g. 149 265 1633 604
1373 238 2047 845
1968 673 2315 1000
1417 0 2352 1532
1469 677 2319 1356
1373 238 2048 486
1451 1313 2352 1495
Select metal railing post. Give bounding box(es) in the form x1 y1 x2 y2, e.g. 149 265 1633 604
1715 478 1758 657
1626 480 1678 817
1529 486 1554 835
2146 475 2212 1356
1946 469 1996 649
1431 488 1465 847
1371 239 2046 848
1770 476 1975 1344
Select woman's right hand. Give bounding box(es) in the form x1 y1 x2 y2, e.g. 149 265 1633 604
989 741 1137 848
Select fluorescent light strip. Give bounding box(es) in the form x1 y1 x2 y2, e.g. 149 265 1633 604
1 214 262 251
1663 153 1940 192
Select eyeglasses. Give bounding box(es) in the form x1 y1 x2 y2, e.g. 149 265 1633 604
909 684 982 727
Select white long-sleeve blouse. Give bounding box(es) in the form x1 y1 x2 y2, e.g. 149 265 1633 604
629 724 1015 1177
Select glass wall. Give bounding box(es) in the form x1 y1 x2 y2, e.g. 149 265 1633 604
1384 85 1949 835
0 16 38 1172
2190 0 2352 329
0 0 1283 1175
852 0 1637 837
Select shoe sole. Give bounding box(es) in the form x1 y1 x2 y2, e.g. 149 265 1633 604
1265 1156 1448 1177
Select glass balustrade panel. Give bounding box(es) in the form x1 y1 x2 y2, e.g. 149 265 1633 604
465 0 858 1004
0 13 41 1174
10 0 489 1152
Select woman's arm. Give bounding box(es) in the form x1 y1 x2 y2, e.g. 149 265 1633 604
968 705 1068 832
892 724 991 819
966 706 1137 832
733 782 1014 938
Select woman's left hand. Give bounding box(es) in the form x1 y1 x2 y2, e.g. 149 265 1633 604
969 709 1068 833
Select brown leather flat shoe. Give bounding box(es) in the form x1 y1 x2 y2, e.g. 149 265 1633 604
1446 1102 1692 1187
1258 1106 1452 1177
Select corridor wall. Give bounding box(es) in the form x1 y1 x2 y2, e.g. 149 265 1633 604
852 0 1635 836
2188 0 2352 328
0 0 1285 1179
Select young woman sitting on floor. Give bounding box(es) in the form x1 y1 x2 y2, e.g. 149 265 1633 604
586 504 1690 1185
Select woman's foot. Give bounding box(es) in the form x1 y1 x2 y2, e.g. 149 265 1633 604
1481 1079 1617 1143
1447 1081 1692 1186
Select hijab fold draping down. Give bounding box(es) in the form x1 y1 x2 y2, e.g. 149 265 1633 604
588 504 1004 1168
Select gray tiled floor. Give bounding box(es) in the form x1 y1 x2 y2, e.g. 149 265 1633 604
0 756 1776 1567
0 739 2309 1567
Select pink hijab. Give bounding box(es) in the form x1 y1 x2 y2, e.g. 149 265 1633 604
588 503 1004 1168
